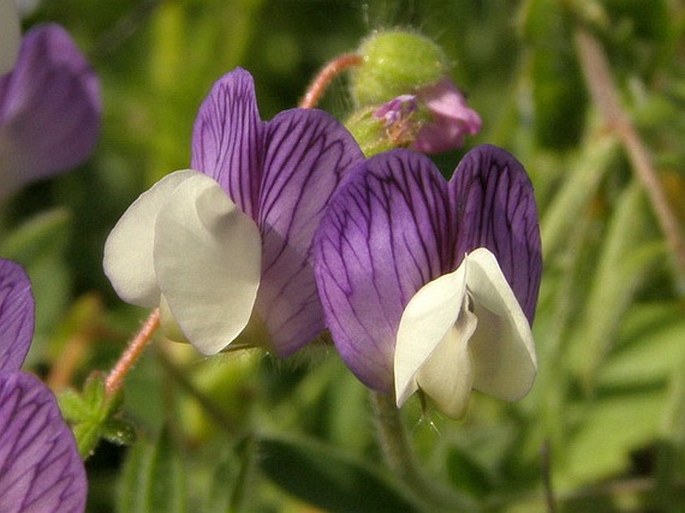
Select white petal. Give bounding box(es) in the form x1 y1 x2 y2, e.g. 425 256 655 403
465 248 537 401
415 300 478 418
394 263 468 407
0 0 20 75
153 173 261 355
103 170 196 307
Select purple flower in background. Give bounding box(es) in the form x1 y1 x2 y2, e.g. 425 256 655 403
412 78 481 153
0 23 101 200
104 68 364 357
315 146 541 418
372 78 481 154
0 259 86 513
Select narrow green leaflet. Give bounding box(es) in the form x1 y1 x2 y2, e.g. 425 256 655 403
569 181 665 387
117 426 187 513
257 435 420 513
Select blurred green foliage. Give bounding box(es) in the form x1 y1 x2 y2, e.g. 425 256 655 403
3 0 685 512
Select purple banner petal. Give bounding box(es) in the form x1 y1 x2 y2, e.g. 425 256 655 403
0 24 101 199
0 259 34 372
0 372 86 513
191 68 265 218
449 145 542 323
257 109 364 356
315 150 450 391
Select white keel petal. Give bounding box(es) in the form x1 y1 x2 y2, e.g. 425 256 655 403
394 263 467 407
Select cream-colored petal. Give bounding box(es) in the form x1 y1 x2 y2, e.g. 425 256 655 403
465 248 537 401
394 263 467 407
153 173 261 355
0 0 20 75
103 170 196 307
415 301 478 419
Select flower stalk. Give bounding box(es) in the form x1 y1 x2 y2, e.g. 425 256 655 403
105 308 160 397
371 392 478 512
299 53 363 108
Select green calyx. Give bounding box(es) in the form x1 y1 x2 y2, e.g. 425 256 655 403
345 106 421 158
350 30 449 106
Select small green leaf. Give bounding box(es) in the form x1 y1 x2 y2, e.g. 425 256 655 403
58 388 92 423
58 372 128 459
257 435 419 513
102 418 137 447
73 419 105 460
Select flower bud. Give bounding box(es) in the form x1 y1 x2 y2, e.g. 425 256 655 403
350 30 449 106
346 30 481 154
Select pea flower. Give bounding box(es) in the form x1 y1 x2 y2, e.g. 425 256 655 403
104 68 364 357
411 78 482 153
0 259 86 513
314 146 541 418
0 23 101 201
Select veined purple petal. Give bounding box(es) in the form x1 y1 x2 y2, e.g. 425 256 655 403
0 259 34 372
256 109 364 356
314 150 450 391
449 145 542 323
0 24 101 200
0 372 86 513
191 68 265 218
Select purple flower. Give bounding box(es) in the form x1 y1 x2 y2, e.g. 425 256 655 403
0 259 87 513
104 68 364 357
0 23 101 200
371 78 481 155
314 145 541 418
374 94 418 127
413 78 481 153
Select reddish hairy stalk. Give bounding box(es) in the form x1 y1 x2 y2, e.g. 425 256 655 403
299 53 363 109
105 308 160 397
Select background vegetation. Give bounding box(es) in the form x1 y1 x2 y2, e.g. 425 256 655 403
4 0 685 511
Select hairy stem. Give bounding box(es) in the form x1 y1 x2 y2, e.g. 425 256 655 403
299 53 362 108
105 308 160 397
371 392 478 512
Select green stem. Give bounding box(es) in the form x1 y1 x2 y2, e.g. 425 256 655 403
371 392 479 512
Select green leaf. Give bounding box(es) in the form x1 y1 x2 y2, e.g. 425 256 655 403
562 391 665 486
0 207 71 262
257 435 420 513
446 447 493 498
0 208 73 348
541 134 619 261
117 427 187 513
570 181 665 388
523 0 588 148
599 303 685 388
